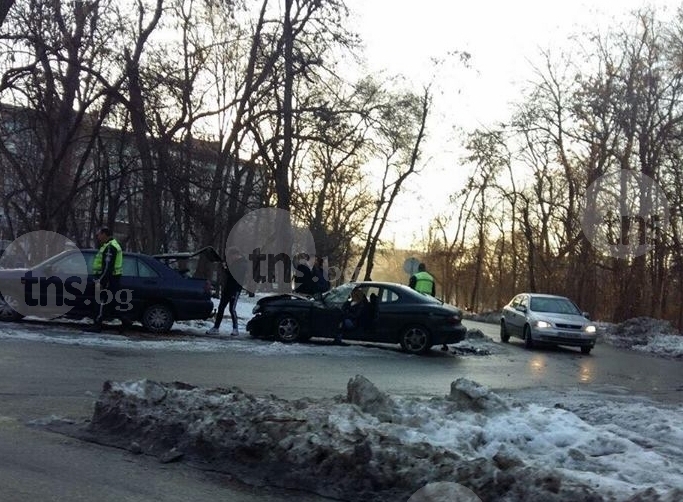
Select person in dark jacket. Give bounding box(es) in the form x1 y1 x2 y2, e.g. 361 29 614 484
207 246 247 336
312 256 331 293
334 287 370 345
293 253 317 296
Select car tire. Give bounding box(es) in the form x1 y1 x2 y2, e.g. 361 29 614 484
500 321 510 343
141 304 174 333
400 325 431 355
580 346 592 355
274 314 301 343
524 325 534 349
0 293 24 322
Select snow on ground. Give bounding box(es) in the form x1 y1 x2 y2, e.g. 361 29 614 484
2 293 681 358
59 375 683 502
3 293 683 500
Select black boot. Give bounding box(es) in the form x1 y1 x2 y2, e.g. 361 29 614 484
117 319 133 334
85 323 102 333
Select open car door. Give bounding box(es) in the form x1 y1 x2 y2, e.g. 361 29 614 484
153 246 223 279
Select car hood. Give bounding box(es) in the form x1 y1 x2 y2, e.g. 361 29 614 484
257 292 313 305
0 267 31 279
530 311 590 326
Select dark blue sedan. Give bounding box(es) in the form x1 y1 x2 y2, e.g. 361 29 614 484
0 249 214 333
247 281 467 354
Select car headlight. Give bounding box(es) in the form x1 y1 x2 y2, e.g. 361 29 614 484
535 320 551 329
584 325 596 333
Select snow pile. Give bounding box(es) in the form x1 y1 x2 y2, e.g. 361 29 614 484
464 310 502 324
80 376 683 502
603 317 683 358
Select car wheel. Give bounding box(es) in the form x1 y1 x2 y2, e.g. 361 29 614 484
580 346 592 355
400 325 431 355
141 304 174 333
500 321 510 343
0 293 24 322
275 314 301 343
524 325 534 349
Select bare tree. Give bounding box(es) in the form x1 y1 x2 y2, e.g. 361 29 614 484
0 0 125 238
352 83 432 281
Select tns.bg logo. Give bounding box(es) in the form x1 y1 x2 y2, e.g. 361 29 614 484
581 170 669 260
0 231 89 319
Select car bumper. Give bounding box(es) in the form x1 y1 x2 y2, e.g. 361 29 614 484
246 313 270 336
174 300 214 321
432 324 467 346
532 329 597 347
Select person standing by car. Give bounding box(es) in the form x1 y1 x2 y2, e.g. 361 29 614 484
293 253 317 296
207 246 248 337
312 256 330 294
409 262 436 296
86 227 125 333
409 262 448 350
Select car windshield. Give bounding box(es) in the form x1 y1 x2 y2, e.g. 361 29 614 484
322 283 356 307
530 297 581 315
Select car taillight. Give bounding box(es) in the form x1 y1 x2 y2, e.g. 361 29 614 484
447 315 461 324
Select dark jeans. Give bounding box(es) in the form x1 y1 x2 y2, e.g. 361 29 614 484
94 275 123 325
215 290 241 329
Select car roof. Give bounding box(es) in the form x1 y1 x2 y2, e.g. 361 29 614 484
352 280 409 287
152 246 222 263
519 292 571 299
80 248 154 259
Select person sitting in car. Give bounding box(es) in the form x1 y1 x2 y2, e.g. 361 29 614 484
334 287 370 345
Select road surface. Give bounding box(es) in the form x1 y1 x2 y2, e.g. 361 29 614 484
0 319 680 501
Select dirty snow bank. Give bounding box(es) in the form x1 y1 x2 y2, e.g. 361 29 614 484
79 376 682 502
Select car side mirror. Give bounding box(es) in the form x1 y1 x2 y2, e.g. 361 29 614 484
515 305 527 313
582 311 590 319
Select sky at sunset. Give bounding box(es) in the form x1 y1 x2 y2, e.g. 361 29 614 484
345 0 681 249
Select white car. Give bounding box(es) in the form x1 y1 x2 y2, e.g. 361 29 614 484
500 293 597 354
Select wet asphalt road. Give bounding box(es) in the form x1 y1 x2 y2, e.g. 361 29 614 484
0 319 680 501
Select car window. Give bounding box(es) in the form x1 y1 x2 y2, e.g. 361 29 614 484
381 288 399 303
363 286 381 301
137 259 160 278
50 252 92 275
122 257 137 276
121 257 160 278
531 297 580 315
519 296 529 309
